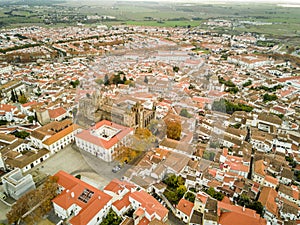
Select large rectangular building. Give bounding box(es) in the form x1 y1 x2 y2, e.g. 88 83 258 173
75 120 134 162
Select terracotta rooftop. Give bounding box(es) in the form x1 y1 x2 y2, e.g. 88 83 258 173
258 187 278 216
75 120 133 149
176 198 194 217
52 170 112 225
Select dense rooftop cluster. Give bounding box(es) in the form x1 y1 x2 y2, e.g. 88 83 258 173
0 24 300 225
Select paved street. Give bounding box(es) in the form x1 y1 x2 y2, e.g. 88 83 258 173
0 198 10 223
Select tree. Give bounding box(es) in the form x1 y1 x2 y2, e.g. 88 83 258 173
185 192 196 203
218 76 236 87
95 78 103 85
203 150 216 160
205 187 224 201
242 80 252 87
176 185 187 198
163 174 187 205
225 86 239 94
163 174 185 190
263 93 277 102
180 108 192 118
11 89 17 103
114 146 139 163
173 66 179 73
100 209 122 225
144 76 149 84
70 79 80 88
212 99 253 114
237 194 263 216
14 130 30 139
165 118 181 140
112 74 125 85
131 128 155 152
0 120 8 125
104 74 109 85
27 116 35 123
249 201 263 216
18 94 27 104
7 176 58 224
122 75 127 83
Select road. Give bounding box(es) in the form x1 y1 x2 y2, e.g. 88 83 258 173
0 186 10 224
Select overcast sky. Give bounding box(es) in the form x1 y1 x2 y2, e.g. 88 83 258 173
116 0 300 3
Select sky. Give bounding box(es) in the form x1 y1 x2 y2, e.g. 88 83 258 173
115 0 300 3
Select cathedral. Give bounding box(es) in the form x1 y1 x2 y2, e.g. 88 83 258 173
76 90 156 129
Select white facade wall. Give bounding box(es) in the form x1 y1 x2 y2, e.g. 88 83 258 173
43 132 75 154
176 209 191 223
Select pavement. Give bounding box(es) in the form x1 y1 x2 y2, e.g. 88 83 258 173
35 144 128 184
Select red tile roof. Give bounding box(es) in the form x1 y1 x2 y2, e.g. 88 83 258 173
75 120 133 149
0 104 17 112
176 198 194 217
104 178 136 194
130 190 168 220
113 192 131 211
43 124 80 146
137 217 150 225
264 175 278 186
52 171 112 225
218 201 265 225
219 211 266 225
196 192 208 204
48 107 66 119
258 187 278 216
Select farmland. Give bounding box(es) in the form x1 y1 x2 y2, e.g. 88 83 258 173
0 0 299 47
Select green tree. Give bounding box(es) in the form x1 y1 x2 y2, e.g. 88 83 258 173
173 66 179 73
176 185 187 198
185 192 196 203
249 201 263 216
18 94 27 104
14 131 30 139
70 79 80 88
205 187 224 201
95 78 103 85
225 86 239 94
27 116 35 123
100 209 122 225
242 80 252 87
0 120 8 125
263 93 277 102
122 75 127 83
104 74 109 85
11 89 17 103
218 76 236 87
180 108 192 118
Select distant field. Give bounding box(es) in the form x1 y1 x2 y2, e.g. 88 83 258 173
0 0 299 47
104 20 201 28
